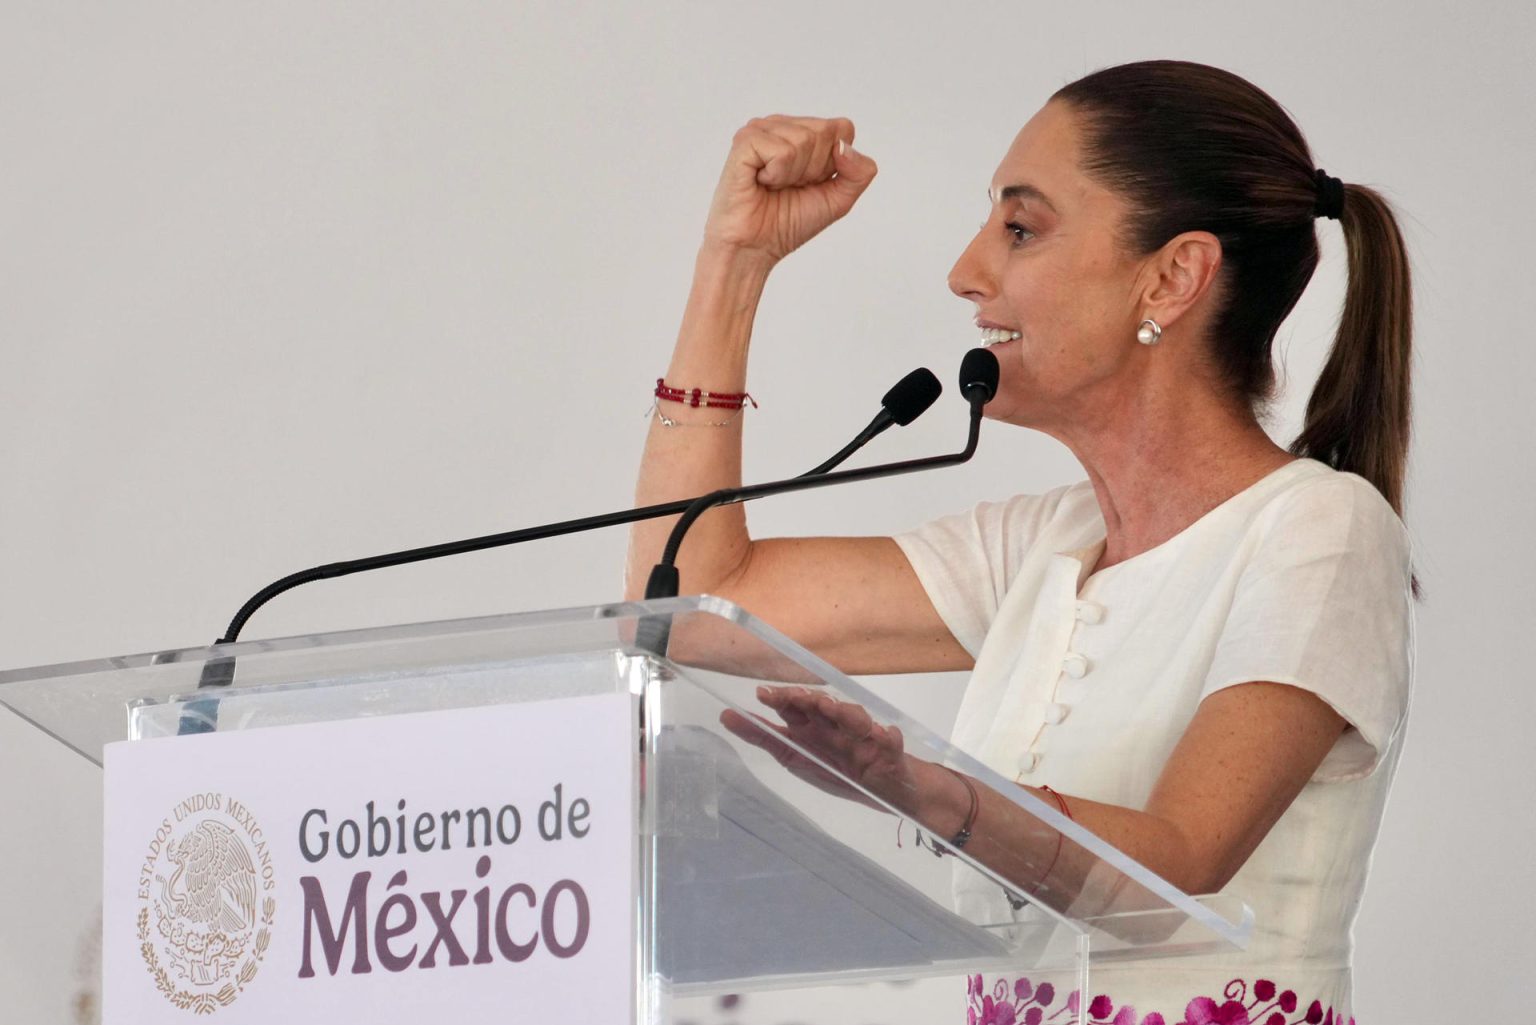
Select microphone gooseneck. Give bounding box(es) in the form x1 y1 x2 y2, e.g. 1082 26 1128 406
207 364 944 650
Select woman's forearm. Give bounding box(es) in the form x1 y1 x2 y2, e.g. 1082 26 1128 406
901 757 1201 907
624 243 776 600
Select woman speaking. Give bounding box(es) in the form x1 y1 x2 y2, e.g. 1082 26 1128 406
627 60 1414 1023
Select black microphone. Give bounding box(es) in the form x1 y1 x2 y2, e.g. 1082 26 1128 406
175 364 948 733
959 346 1001 404
800 368 941 477
638 348 998 652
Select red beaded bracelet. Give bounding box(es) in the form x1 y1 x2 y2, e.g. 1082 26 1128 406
655 378 758 411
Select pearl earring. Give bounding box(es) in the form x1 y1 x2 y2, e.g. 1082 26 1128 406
1136 319 1162 346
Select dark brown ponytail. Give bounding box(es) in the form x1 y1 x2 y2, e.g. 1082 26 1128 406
1288 184 1414 517
1053 62 1416 526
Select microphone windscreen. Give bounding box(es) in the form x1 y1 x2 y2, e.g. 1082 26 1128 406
881 368 943 426
959 348 1000 402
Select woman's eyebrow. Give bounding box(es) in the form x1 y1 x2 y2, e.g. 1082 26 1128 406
988 183 1058 213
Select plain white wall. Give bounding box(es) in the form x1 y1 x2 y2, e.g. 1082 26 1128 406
3 1 1533 1020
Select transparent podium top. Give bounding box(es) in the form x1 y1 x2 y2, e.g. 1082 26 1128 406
0 596 1251 987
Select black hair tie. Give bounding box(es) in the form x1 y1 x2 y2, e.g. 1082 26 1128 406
1313 169 1345 221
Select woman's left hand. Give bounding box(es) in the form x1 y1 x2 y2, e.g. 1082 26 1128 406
720 685 918 812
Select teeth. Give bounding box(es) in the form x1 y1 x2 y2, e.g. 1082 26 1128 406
979 328 1022 345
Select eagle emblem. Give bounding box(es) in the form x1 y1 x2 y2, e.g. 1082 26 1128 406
138 801 275 1012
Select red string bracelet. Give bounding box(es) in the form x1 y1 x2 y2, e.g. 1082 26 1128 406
1033 784 1072 893
1040 784 1072 820
655 378 758 411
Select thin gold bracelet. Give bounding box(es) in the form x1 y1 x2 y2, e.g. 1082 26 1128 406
649 400 747 428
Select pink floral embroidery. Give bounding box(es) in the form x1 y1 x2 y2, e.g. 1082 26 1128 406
966 974 1354 1025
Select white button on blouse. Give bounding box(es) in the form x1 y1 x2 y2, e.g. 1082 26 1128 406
1074 599 1106 624
1060 652 1090 678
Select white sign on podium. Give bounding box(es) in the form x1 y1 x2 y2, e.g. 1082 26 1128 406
103 692 636 1022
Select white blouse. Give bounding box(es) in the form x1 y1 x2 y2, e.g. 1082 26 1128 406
893 458 1414 1024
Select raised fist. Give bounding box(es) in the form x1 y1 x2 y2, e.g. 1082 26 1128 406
702 115 878 264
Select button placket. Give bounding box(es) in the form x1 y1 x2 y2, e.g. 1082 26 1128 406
1017 591 1102 781
1007 556 1101 785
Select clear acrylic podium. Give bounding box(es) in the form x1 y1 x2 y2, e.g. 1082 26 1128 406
0 597 1251 1023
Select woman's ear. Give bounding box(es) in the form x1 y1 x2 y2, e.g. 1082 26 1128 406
1141 231 1223 328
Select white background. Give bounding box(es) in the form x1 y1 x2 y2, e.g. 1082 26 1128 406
2 1 1533 1021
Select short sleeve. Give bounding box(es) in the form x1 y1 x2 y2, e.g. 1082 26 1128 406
1199 475 1415 783
892 487 1077 658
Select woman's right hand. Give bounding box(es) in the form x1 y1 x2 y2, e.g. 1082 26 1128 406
702 115 878 266
721 685 915 813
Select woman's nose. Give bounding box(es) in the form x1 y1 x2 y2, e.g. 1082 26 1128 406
948 230 996 302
